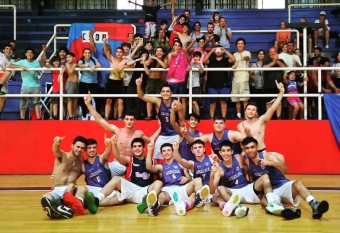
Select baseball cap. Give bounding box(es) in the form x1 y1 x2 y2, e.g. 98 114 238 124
320 11 326 16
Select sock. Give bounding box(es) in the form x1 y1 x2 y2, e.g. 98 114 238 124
237 113 241 118
185 202 190 210
266 193 275 204
306 195 315 203
77 197 84 204
97 193 105 202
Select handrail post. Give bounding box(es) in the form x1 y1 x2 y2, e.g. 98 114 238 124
0 5 16 40
59 68 64 120
317 69 322 120
188 69 193 114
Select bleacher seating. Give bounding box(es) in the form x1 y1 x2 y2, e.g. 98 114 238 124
0 7 338 119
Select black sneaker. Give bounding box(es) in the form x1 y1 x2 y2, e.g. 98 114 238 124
311 200 329 219
281 207 301 220
41 197 74 219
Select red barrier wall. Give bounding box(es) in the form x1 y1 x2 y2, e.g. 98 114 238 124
0 120 339 174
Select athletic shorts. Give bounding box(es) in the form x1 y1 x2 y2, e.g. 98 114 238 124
229 183 261 204
273 181 300 206
113 177 149 204
108 160 127 177
86 185 116 198
161 184 189 204
48 186 67 199
154 134 179 159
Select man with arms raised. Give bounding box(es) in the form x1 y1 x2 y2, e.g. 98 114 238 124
237 80 284 152
242 137 329 220
84 92 158 176
136 78 185 160
41 135 87 219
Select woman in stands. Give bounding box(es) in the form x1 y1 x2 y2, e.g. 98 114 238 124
78 48 102 120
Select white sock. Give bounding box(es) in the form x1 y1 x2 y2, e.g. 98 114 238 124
266 193 274 204
97 193 105 202
237 113 241 118
77 197 84 204
306 195 315 203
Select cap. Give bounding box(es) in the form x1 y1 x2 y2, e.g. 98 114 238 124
320 11 326 16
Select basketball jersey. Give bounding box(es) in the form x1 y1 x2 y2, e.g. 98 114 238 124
179 130 200 161
220 157 249 189
157 99 177 136
211 129 241 156
125 156 154 187
84 156 111 188
246 151 289 189
162 160 184 187
193 156 212 185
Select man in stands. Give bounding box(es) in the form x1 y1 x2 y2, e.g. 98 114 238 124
314 11 330 49
0 44 14 118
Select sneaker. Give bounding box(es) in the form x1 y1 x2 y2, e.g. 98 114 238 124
146 190 159 216
172 191 186 216
137 194 148 213
0 91 7 95
281 207 301 220
63 192 85 216
41 197 74 219
265 202 285 215
325 45 329 49
311 200 329 219
84 192 99 214
222 192 242 217
194 185 210 207
234 205 249 219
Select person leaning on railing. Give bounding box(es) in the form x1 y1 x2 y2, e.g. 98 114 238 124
7 45 47 120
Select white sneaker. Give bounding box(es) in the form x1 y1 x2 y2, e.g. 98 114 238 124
172 191 186 216
325 45 329 49
265 202 285 215
235 205 249 218
222 192 242 217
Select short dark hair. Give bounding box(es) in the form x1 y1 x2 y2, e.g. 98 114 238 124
219 140 233 151
73 136 87 145
134 33 142 38
160 143 173 152
87 138 98 146
182 22 190 28
66 52 75 57
3 44 13 50
235 37 246 46
58 46 69 53
188 112 200 123
8 40 16 44
314 46 322 52
121 42 131 49
160 20 168 25
245 102 258 111
161 83 173 92
192 139 205 148
131 137 145 148
50 56 61 64
25 47 35 54
124 111 136 118
116 46 124 52
242 137 258 146
213 115 225 122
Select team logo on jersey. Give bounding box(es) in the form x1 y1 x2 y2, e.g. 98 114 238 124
132 163 140 167
236 166 239 171
174 165 178 169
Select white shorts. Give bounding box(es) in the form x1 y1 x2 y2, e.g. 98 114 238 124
273 181 300 206
109 160 127 177
154 134 179 159
113 177 148 203
86 185 116 198
161 184 189 204
49 186 67 199
230 183 260 204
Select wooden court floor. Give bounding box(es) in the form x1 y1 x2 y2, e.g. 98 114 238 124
0 175 339 233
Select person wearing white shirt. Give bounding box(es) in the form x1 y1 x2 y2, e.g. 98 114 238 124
314 11 330 49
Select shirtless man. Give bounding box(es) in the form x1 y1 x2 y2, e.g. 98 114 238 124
143 46 167 119
59 52 78 119
172 22 192 48
84 92 160 176
41 135 87 219
103 37 130 120
237 80 284 152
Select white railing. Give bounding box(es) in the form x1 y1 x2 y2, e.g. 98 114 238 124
288 3 340 23
0 5 17 40
3 66 338 121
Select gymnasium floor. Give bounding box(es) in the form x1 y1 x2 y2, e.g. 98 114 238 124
0 175 339 233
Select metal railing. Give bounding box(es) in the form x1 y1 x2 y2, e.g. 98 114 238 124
0 5 17 40
2 66 338 121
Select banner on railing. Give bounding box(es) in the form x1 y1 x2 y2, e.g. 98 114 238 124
324 94 340 147
67 23 134 61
